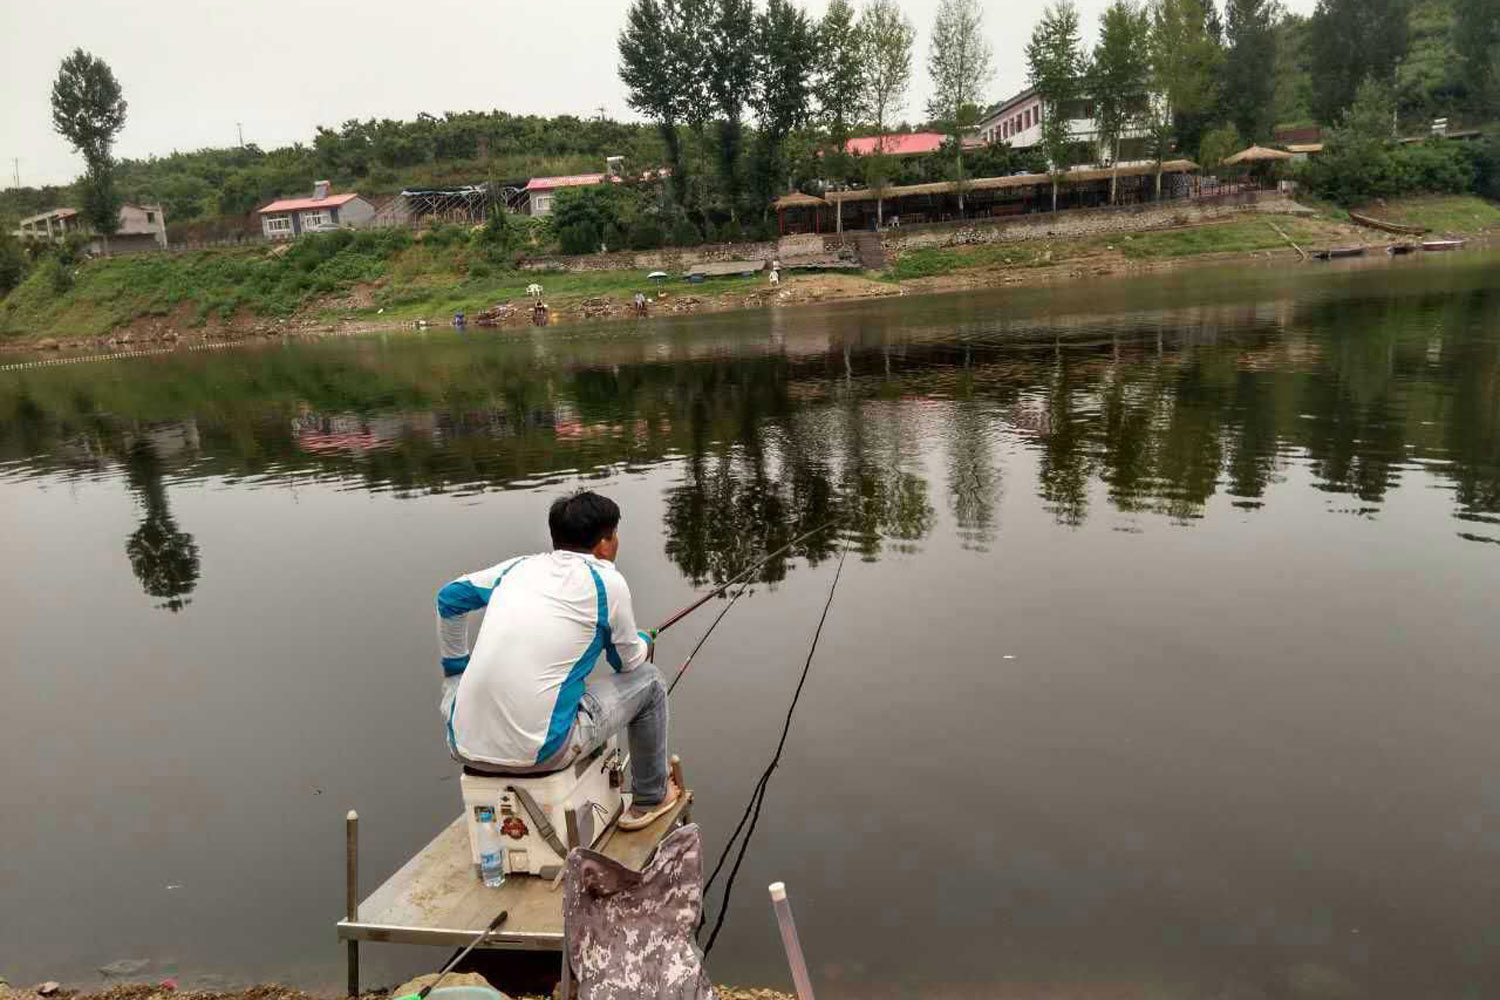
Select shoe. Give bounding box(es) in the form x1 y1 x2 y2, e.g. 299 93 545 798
619 781 681 831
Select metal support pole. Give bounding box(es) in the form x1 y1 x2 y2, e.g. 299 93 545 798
346 810 359 997
768 882 814 1000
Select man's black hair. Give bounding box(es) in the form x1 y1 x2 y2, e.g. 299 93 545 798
549 491 621 552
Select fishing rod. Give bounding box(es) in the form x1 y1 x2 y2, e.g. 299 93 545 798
395 909 508 1000
653 521 835 637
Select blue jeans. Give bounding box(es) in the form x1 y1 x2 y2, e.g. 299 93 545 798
573 664 670 807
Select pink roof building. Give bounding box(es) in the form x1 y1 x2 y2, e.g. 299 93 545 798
844 132 949 157
256 181 374 240
523 173 611 216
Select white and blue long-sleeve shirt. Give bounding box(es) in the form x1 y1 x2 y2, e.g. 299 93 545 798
436 550 651 768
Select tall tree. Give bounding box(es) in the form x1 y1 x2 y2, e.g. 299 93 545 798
1307 0 1410 126
1222 0 1278 141
817 0 866 179
1149 0 1222 197
50 48 127 245
620 0 690 206
707 0 756 216
856 0 916 226
1027 0 1088 211
1093 1 1153 203
1452 0 1499 114
1205 0 1225 43
926 0 995 213
751 0 817 205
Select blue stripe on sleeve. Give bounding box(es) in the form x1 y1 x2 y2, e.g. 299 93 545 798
536 565 609 763
436 580 491 618
441 654 470 676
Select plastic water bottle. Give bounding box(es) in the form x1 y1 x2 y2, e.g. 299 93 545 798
475 806 506 888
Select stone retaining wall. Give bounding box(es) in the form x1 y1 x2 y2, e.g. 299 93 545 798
517 192 1304 273
521 238 781 274
879 192 1302 259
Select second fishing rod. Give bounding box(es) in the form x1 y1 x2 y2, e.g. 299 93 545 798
652 521 836 639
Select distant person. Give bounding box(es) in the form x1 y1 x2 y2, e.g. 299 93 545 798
634 292 648 317
452 310 466 328
532 300 549 326
434 492 680 831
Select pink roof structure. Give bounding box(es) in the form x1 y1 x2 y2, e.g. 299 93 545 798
258 193 362 214
525 173 609 192
845 132 948 157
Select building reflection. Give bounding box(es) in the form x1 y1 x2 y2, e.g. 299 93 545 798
2 266 1498 604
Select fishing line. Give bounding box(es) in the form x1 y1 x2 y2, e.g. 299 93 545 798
667 575 755 696
698 541 849 956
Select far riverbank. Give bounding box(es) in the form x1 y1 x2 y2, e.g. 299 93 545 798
3 195 1495 359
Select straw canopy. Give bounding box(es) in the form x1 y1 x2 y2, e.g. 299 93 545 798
823 160 1201 205
772 192 829 210
1223 145 1294 165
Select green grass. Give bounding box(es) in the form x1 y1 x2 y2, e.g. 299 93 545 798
0 225 768 341
1357 195 1500 235
882 243 1060 282
0 228 417 340
881 216 1335 279
361 268 762 320
1109 218 1331 260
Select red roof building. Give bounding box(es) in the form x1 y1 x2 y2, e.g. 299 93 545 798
844 132 948 157
523 173 610 216
257 181 374 240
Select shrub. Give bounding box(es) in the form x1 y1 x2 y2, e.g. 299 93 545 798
669 218 703 247
0 234 27 296
475 209 524 264
560 220 602 255
423 223 471 248
627 218 665 250
46 257 73 294
1199 123 1242 171
714 219 745 244
1469 136 1500 201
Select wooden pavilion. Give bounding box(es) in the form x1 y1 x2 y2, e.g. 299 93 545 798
772 192 829 235
821 160 1202 233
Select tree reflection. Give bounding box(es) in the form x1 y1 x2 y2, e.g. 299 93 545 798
3 266 1499 567
123 438 200 613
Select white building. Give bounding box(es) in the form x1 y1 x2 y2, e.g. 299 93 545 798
13 204 168 254
257 181 375 240
975 86 1155 167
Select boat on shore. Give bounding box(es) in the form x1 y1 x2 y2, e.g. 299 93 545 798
1312 246 1367 260
1421 239 1466 252
1350 211 1429 236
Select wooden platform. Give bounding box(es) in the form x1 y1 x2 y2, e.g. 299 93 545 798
337 792 693 953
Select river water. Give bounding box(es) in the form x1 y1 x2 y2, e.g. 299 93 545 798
3 251 1499 998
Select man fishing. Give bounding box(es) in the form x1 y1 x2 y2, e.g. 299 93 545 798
434 491 680 831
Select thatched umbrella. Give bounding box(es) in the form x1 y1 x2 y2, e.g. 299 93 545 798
772 192 829 235
1223 144 1295 165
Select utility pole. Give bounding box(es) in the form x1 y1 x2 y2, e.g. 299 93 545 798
237 122 244 147
11 158 18 189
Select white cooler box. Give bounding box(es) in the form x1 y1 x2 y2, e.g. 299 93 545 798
460 735 626 878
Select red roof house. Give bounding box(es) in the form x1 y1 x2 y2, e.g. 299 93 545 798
844 132 948 157
524 173 611 215
257 181 374 240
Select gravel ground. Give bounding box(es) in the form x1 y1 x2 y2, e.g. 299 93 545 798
0 981 793 1000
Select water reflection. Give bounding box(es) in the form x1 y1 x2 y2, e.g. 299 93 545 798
2 256 1499 588
5 254 1500 994
123 435 200 612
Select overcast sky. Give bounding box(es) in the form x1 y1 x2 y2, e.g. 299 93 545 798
1 0 1317 189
